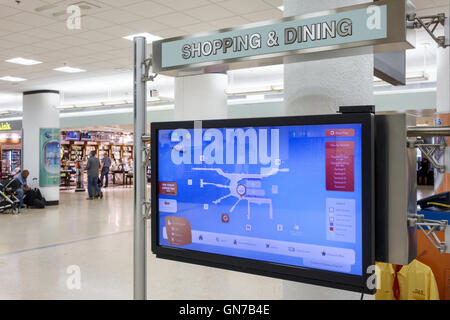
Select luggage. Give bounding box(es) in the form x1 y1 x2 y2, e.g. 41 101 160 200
33 198 46 209
25 188 46 209
90 177 102 198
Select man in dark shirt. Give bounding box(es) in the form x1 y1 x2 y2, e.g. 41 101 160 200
86 151 102 200
100 154 112 188
13 170 31 208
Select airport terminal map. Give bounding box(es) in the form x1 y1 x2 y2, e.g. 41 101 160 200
157 124 363 276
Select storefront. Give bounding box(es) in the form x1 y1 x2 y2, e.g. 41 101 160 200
0 120 22 180
60 128 134 188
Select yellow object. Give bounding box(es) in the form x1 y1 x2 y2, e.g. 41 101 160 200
375 260 440 300
427 202 450 209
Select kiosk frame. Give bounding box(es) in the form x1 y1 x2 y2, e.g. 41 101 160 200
150 114 375 294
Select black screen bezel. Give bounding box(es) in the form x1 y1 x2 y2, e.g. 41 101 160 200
151 114 375 294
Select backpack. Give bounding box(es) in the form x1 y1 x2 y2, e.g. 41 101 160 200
24 188 46 209
33 198 46 209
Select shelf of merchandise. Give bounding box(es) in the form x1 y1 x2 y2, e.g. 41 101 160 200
1 142 21 180
59 132 135 188
99 143 111 160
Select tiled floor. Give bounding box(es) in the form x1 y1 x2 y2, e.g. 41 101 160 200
0 187 434 300
0 187 283 300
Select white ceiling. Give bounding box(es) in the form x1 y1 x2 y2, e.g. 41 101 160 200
0 0 284 93
0 0 448 113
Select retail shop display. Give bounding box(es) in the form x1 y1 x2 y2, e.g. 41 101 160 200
59 130 134 188
1 147 21 179
151 113 375 293
375 260 440 300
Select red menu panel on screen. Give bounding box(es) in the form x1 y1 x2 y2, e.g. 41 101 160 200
326 141 355 192
325 129 355 137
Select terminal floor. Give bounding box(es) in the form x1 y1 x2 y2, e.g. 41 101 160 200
0 187 283 300
1 187 433 300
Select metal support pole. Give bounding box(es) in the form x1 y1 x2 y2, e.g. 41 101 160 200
134 36 147 300
407 126 450 137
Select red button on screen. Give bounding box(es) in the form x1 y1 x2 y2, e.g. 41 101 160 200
326 129 355 137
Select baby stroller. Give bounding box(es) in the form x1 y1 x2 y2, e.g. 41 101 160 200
0 178 21 215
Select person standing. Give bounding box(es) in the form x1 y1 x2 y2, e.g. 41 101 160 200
418 156 430 185
100 154 112 188
13 170 31 208
86 151 102 200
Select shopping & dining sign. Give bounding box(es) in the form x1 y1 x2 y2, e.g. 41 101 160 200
152 0 414 76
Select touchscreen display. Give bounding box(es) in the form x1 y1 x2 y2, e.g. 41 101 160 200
157 124 363 276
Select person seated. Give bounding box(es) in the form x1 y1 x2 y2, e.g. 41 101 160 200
13 170 31 208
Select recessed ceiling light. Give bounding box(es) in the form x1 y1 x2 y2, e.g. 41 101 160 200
123 32 162 43
277 5 284 11
6 57 42 65
0 76 27 82
53 66 86 73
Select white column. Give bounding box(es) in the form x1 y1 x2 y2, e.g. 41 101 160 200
282 0 374 299
23 90 60 204
435 41 450 194
283 0 374 116
437 48 449 115
174 73 227 121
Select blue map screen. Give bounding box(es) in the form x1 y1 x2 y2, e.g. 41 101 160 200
157 123 363 276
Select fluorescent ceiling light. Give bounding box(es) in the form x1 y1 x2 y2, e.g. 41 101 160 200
277 5 284 11
6 57 42 65
53 66 86 73
0 116 22 122
0 76 27 82
374 87 436 95
374 71 430 86
225 85 284 96
123 32 162 43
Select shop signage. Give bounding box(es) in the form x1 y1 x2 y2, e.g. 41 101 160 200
152 0 414 76
0 122 12 130
40 128 61 187
0 120 22 131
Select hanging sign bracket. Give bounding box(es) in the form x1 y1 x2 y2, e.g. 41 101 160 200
152 0 415 77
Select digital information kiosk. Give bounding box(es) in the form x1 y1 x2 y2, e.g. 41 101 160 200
151 114 375 293
132 0 450 299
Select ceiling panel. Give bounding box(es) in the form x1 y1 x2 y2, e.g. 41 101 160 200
91 9 143 24
0 4 21 17
185 4 235 22
6 11 57 27
0 0 447 112
0 20 36 32
182 22 216 34
95 25 137 37
218 0 273 15
97 0 146 7
153 12 200 28
77 16 116 30
121 19 169 33
0 0 48 12
122 1 174 18
242 8 283 22
262 0 283 7
153 0 210 11
209 16 250 29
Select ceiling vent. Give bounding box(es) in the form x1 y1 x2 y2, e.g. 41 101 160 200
34 0 109 20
